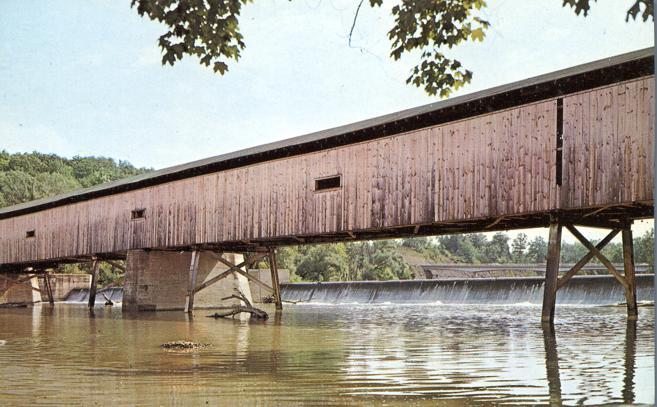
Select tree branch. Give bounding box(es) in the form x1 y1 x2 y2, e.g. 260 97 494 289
348 0 366 48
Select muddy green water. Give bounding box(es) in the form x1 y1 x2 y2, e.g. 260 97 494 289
0 304 653 406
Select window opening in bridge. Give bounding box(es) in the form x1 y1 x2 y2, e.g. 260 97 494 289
315 175 341 191
25 230 35 238
131 208 146 220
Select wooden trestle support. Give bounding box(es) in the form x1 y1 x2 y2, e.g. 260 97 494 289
541 220 638 324
185 248 283 314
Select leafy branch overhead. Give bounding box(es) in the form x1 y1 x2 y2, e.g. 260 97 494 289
132 0 653 97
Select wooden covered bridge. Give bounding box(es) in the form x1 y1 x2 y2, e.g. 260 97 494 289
0 48 653 322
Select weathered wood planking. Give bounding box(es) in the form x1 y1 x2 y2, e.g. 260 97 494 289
561 77 654 208
0 77 653 265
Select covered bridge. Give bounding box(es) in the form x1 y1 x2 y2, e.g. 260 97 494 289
0 48 653 321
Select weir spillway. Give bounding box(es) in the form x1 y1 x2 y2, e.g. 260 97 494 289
281 275 655 306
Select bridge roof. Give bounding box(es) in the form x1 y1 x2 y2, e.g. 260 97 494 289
1 47 653 219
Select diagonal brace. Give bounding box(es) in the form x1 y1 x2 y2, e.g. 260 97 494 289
0 274 48 296
214 254 275 294
557 228 620 290
196 252 270 294
565 224 629 290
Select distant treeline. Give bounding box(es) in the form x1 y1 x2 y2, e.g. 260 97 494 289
0 150 151 208
277 230 654 282
0 150 653 283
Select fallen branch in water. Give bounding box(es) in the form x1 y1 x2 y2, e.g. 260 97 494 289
207 289 268 320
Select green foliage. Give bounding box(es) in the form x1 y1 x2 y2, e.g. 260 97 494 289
131 1 652 97
563 0 653 22
131 0 251 75
59 262 125 287
0 151 148 285
387 0 489 97
0 150 150 208
511 233 528 262
526 236 547 263
634 229 654 272
278 240 411 282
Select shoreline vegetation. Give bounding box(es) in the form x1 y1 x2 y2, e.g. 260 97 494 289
1 151 653 285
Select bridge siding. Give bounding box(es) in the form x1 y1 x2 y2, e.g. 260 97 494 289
562 77 654 208
0 77 653 265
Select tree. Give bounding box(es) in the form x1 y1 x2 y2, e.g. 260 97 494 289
483 232 511 263
634 229 654 272
438 234 477 263
511 233 528 263
295 244 350 281
347 241 412 280
526 236 548 263
132 0 652 97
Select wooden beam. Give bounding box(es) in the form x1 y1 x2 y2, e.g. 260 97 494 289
234 268 275 294
195 255 256 293
557 228 620 290
16 274 37 284
541 223 562 324
88 259 99 308
185 250 200 313
622 228 638 319
347 231 356 239
572 218 627 230
0 274 48 296
582 204 614 218
44 272 54 305
214 254 274 293
269 248 283 310
105 260 126 272
195 252 269 294
485 216 505 229
565 224 629 290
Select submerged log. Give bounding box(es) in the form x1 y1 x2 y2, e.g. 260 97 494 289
207 289 269 320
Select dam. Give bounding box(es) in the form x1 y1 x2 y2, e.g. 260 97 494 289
281 275 655 306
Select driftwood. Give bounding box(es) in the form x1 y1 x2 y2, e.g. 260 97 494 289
207 289 268 320
262 294 298 305
0 303 28 308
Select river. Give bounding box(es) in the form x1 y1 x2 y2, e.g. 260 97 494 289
0 302 653 405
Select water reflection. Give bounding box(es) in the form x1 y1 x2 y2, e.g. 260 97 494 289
0 304 653 405
543 319 639 406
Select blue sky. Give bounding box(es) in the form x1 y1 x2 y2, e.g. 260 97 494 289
0 1 654 241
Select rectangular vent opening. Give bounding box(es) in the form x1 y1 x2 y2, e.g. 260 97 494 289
26 230 35 238
315 175 341 191
131 208 146 220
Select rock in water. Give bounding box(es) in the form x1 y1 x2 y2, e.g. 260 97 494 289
160 341 208 351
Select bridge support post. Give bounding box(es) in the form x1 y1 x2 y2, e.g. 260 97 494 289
88 259 99 308
565 223 638 320
541 223 562 325
622 227 638 320
268 248 282 310
43 270 54 305
185 250 200 314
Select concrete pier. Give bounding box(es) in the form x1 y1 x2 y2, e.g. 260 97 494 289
0 274 41 304
123 250 252 312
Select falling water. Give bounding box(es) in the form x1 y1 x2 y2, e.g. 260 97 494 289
65 287 123 304
281 275 655 305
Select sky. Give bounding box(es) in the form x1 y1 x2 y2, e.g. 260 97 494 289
0 1 654 243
